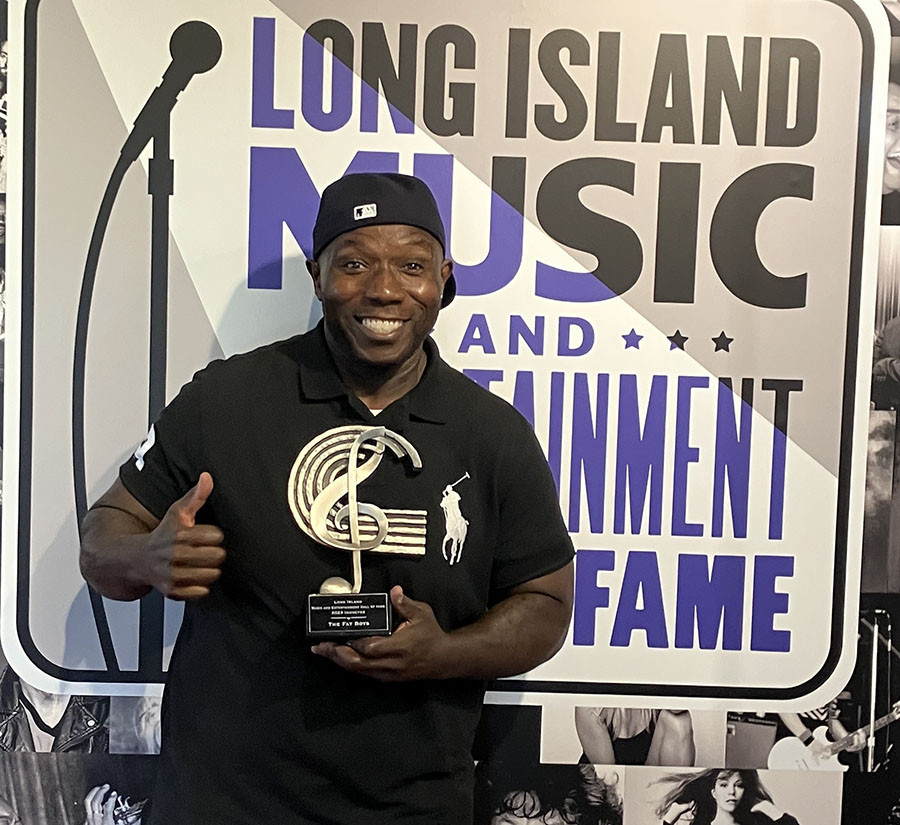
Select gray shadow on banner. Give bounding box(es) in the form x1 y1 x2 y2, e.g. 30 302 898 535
217 251 321 348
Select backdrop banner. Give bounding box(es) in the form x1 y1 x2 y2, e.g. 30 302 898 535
1 0 887 724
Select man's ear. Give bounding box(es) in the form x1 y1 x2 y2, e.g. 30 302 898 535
440 258 453 288
306 259 322 299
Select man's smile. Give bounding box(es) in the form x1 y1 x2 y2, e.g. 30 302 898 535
359 317 407 336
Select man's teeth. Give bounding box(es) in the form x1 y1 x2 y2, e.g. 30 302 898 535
362 318 403 333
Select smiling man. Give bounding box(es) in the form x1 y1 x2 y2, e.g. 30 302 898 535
883 82 900 223
80 173 574 825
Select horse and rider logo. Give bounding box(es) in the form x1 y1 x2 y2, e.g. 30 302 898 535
440 473 469 565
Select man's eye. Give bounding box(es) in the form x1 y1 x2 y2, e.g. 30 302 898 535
405 262 424 272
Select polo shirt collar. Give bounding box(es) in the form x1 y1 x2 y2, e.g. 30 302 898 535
297 321 450 424
297 322 348 401
406 337 449 424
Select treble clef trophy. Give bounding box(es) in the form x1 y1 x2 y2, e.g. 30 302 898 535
287 425 424 639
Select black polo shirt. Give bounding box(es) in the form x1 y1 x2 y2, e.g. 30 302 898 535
120 322 573 825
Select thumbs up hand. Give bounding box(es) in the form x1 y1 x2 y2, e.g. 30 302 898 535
145 472 226 600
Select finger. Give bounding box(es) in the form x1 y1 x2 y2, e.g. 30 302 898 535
84 785 106 808
170 566 223 588
167 585 212 601
102 792 117 824
172 544 227 567
312 643 403 681
312 642 366 669
171 472 214 525
347 635 398 658
174 524 225 547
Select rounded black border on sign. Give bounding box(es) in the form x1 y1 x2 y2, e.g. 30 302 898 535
13 0 874 694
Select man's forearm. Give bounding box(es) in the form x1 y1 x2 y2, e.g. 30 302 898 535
80 506 155 601
440 590 571 679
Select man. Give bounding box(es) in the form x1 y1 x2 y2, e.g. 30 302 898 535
770 699 865 770
0 665 108 753
883 81 900 223
80 173 574 824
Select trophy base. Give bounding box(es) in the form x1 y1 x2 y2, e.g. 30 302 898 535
307 592 392 640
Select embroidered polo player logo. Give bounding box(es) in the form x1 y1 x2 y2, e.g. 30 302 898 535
440 473 470 565
287 425 426 554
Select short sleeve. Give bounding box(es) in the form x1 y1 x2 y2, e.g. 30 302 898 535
118 374 204 520
490 415 574 592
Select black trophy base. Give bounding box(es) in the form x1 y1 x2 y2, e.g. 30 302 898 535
307 592 392 640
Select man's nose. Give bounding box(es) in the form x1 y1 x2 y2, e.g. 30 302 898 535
364 262 403 301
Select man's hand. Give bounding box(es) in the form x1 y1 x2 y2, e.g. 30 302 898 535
143 473 226 600
81 473 227 602
311 586 451 681
311 562 573 682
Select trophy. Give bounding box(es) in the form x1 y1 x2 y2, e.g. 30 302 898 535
287 425 424 640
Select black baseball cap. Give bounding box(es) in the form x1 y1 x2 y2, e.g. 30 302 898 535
312 172 456 308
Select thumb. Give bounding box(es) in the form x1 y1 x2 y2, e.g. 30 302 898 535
175 472 214 524
391 585 428 621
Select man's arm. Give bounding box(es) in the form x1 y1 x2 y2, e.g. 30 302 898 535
776 712 814 745
311 561 574 681
80 473 226 602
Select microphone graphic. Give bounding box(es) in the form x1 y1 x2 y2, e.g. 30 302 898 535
120 21 222 162
73 20 222 679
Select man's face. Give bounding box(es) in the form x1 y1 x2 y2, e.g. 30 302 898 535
885 83 900 194
309 223 452 372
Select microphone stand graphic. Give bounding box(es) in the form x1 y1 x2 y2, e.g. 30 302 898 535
72 22 222 679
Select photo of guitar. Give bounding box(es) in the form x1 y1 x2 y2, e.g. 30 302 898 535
767 701 900 771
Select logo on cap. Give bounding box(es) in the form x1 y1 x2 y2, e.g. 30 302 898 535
354 203 377 220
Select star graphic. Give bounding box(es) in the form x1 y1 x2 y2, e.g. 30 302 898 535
712 331 734 352
622 329 643 349
668 330 688 350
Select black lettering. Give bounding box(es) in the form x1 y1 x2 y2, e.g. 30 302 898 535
709 163 812 308
643 34 695 144
655 162 701 303
703 36 762 146
361 22 418 124
424 25 476 137
594 32 637 142
506 29 531 138
765 38 820 147
534 29 590 141
761 379 803 433
536 158 643 296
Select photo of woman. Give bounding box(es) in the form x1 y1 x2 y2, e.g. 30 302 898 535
654 769 797 825
623 766 842 825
